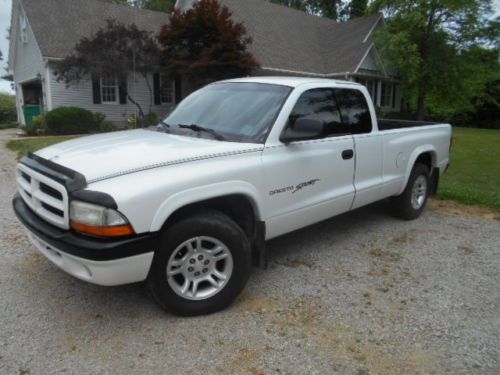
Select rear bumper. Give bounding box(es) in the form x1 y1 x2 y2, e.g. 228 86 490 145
13 194 158 286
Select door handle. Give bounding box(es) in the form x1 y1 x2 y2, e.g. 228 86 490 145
342 149 354 160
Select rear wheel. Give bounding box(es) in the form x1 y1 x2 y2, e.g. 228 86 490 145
147 210 251 316
391 163 430 220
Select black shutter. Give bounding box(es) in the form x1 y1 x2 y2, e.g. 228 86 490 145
174 75 182 104
119 76 127 105
92 74 101 104
392 84 397 108
153 73 161 105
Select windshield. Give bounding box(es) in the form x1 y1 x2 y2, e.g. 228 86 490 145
159 82 292 143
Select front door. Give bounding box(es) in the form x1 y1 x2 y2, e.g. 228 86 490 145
262 88 356 239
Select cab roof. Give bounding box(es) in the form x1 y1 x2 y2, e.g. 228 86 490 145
221 76 361 88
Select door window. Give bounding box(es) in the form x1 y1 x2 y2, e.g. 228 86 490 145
334 89 372 134
288 88 346 137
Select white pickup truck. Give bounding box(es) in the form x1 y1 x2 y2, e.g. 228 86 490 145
13 77 451 316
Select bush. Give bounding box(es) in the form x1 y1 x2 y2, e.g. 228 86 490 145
45 107 97 135
24 115 44 136
93 112 106 127
141 112 159 127
99 120 116 133
0 92 17 124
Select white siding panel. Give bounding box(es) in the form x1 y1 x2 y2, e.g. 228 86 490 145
49 65 175 124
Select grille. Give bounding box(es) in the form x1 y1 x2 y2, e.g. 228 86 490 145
16 163 69 229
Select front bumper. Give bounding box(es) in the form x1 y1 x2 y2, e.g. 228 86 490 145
13 194 158 286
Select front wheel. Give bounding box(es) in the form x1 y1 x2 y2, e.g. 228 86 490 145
391 163 430 220
146 210 252 316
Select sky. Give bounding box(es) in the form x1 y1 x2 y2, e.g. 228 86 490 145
0 0 499 95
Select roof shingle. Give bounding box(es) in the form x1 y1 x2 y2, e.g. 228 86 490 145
20 0 381 75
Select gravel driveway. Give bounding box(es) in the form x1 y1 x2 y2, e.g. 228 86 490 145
1 129 499 375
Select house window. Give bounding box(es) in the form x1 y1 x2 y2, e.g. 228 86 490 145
20 14 28 43
101 74 119 104
381 82 393 107
160 75 174 103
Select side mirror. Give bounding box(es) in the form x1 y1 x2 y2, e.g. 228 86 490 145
280 117 325 143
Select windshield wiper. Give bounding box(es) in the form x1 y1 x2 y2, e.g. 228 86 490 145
178 124 226 141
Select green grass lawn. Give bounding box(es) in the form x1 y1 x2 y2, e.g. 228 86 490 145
4 128 500 211
438 127 500 211
6 136 79 159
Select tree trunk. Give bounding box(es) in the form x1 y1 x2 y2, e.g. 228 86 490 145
416 81 427 121
127 94 145 119
143 73 153 114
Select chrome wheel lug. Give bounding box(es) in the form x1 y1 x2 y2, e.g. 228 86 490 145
203 268 208 273
188 267 194 272
198 255 204 261
204 260 210 265
194 271 200 277
189 259 195 264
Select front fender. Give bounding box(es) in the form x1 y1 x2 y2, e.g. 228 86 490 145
150 180 263 232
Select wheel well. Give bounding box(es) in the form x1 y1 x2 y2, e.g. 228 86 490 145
163 194 258 242
414 151 439 195
414 152 434 171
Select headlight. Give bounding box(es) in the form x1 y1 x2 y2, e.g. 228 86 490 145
70 201 134 237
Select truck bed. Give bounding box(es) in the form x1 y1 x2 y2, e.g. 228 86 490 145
378 119 442 131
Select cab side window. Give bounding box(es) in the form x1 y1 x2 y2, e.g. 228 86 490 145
334 89 372 134
289 88 346 137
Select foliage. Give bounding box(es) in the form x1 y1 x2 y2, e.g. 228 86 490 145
93 112 107 128
7 136 80 159
99 120 117 133
0 92 16 123
141 112 159 127
158 0 259 88
370 0 500 120
438 127 500 211
24 115 44 136
55 19 162 117
348 0 367 19
44 107 97 135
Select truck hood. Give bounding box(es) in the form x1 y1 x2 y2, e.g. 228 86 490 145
35 129 263 183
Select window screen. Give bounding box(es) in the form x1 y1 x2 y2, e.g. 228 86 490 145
334 89 372 134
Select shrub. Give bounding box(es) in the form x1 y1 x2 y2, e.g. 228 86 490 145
93 112 106 127
0 92 17 124
99 120 116 133
24 115 45 136
45 107 97 135
140 112 159 127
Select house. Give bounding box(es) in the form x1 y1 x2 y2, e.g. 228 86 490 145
8 0 401 126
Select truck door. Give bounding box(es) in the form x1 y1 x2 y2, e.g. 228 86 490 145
262 88 356 239
333 88 384 209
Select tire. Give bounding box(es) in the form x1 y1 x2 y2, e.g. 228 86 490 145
146 210 252 316
391 163 430 220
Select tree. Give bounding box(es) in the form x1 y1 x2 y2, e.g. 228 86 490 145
0 92 17 123
371 0 500 120
55 19 161 117
157 0 259 88
348 0 367 19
